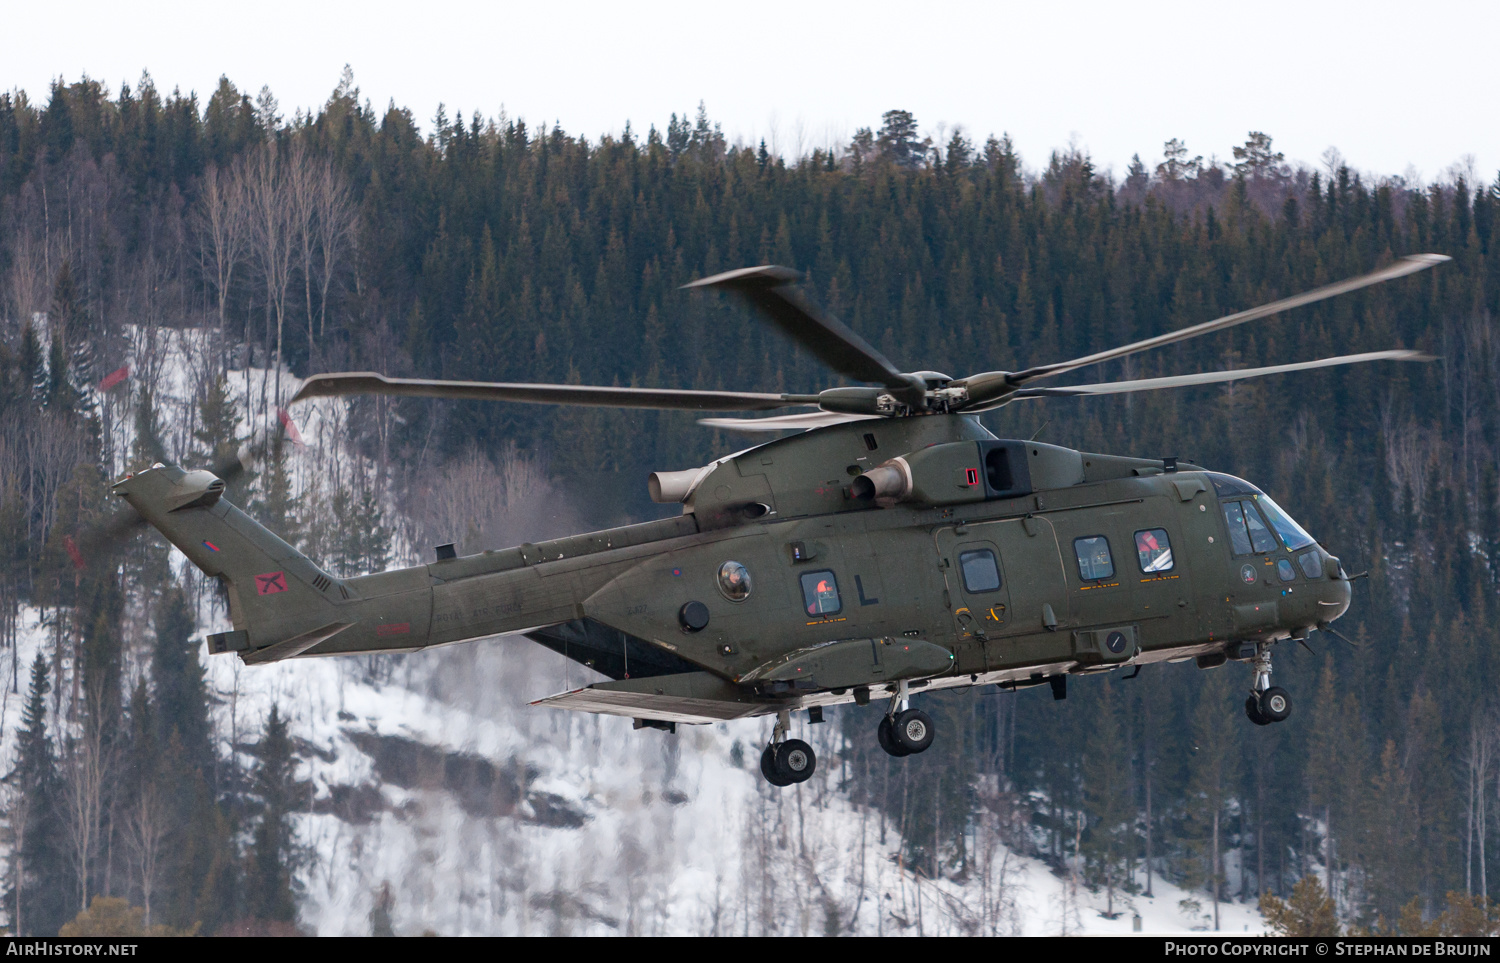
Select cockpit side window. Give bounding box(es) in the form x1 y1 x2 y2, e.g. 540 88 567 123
1243 502 1277 553
1223 502 1254 555
1224 500 1276 555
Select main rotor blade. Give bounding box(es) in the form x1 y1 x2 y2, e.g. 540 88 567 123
698 410 882 433
293 371 816 412
1002 254 1449 390
683 266 913 390
999 349 1435 404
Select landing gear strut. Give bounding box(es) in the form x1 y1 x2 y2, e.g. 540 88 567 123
760 709 816 787
1244 645 1292 726
876 680 935 757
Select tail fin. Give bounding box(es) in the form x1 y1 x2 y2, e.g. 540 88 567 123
113 464 355 662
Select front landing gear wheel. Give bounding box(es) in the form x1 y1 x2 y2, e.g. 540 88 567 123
877 716 910 757
775 739 816 783
1259 686 1292 723
760 745 792 787
892 709 935 754
1244 694 1271 726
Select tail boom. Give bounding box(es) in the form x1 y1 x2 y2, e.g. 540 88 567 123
113 464 700 665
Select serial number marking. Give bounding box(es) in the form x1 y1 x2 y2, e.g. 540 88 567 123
434 601 523 624
469 602 522 618
626 604 648 616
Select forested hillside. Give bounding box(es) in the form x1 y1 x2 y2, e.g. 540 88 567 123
0 70 1497 934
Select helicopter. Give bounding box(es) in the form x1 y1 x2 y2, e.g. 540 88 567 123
112 253 1446 787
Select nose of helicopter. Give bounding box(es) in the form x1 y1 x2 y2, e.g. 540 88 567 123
1318 552 1353 624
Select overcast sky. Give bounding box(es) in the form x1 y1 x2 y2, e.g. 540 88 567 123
7 0 1497 184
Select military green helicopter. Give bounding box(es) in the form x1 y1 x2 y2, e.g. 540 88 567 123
113 254 1445 787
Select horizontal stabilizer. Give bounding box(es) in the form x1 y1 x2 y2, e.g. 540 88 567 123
530 671 771 724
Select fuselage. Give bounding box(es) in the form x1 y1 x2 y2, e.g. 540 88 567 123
117 414 1351 716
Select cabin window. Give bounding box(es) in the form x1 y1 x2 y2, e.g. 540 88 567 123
718 561 752 602
1073 536 1115 581
1298 550 1323 579
1277 558 1297 582
958 549 1002 593
1135 528 1174 573
1223 500 1277 555
800 570 842 616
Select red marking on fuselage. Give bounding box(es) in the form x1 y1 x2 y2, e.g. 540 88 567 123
255 571 288 595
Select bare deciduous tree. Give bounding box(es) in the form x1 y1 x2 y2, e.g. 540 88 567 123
243 142 298 416
413 444 551 557
313 161 357 342
122 780 167 925
3 780 35 936
61 687 114 912
288 150 319 360
196 164 249 344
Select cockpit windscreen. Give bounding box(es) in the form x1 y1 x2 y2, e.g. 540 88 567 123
1254 494 1316 551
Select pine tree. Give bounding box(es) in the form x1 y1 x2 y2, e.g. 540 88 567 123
245 705 301 924
151 586 211 775
5 655 71 935
193 372 252 501
18 321 46 403
352 485 389 575
1082 683 1132 916
45 326 74 414
1261 875 1340 936
252 436 300 547
130 385 166 469
1186 671 1242 931
370 882 395 937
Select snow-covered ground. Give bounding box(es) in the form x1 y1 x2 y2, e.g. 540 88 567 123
1 325 1271 936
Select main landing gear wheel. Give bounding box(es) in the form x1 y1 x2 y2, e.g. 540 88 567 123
1259 686 1292 723
877 716 910 757
878 710 935 756
775 739 816 783
761 740 815 786
760 745 792 786
1243 646 1290 726
892 708 935 753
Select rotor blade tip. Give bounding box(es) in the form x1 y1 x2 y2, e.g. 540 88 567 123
681 265 803 290
1406 253 1452 266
